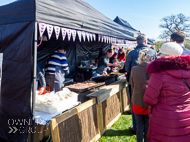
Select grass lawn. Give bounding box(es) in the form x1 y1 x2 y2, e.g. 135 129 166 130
97 112 136 142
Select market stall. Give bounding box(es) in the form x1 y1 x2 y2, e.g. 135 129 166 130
49 79 130 142
0 0 137 141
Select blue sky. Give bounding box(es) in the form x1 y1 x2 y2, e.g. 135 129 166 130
0 0 14 5
1 0 190 40
85 0 190 40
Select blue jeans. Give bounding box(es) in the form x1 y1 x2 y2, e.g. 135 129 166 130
134 114 149 142
54 66 65 92
93 73 100 77
131 88 137 131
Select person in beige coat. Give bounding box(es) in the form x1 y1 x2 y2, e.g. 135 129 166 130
131 48 155 142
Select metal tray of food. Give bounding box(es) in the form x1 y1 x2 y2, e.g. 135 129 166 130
92 74 116 81
65 82 105 93
110 73 123 76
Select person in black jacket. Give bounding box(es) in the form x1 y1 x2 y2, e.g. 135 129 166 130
124 34 156 134
170 31 190 55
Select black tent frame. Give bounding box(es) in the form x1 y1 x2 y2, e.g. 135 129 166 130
0 0 139 141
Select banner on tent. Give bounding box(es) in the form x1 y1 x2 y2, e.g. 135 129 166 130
38 22 47 37
47 24 53 40
86 32 90 42
54 26 60 40
77 31 82 42
37 22 133 44
62 28 67 41
66 29 72 41
98 35 101 42
89 33 93 41
71 30 76 42
112 40 138 48
82 31 86 42
93 34 96 41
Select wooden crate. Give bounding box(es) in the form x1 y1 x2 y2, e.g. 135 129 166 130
50 98 100 142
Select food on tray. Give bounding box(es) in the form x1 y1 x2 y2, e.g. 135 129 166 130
65 81 97 89
110 73 122 76
36 89 78 105
101 74 110 77
35 89 79 114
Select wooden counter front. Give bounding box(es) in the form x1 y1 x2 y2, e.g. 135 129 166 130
87 79 129 135
50 79 130 142
50 98 100 142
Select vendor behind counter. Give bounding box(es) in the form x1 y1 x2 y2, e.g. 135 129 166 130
45 47 69 92
94 49 118 77
108 52 120 73
117 48 126 62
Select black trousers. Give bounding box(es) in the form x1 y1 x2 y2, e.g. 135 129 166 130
45 74 55 91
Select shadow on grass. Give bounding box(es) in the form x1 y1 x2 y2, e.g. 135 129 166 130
102 128 135 137
122 111 132 115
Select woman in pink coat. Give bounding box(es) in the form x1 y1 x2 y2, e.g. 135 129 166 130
144 42 190 142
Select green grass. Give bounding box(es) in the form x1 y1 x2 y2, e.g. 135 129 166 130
97 112 136 142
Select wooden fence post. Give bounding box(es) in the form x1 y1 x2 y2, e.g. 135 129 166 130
96 103 104 135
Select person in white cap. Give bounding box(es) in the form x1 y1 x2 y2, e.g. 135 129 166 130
156 42 183 57
143 42 190 142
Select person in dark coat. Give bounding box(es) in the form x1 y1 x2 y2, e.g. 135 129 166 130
170 31 190 55
124 34 157 133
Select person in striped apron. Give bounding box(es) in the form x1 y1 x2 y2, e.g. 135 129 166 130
45 47 69 92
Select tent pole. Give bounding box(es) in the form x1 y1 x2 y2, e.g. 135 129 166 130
31 21 38 142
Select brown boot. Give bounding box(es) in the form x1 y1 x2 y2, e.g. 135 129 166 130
129 126 136 134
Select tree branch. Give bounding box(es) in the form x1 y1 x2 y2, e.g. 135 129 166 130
159 13 190 40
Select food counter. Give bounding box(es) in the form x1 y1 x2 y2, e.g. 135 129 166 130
27 88 81 142
27 73 128 142
49 79 130 142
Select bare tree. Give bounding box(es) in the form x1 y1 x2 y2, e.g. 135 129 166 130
159 13 190 40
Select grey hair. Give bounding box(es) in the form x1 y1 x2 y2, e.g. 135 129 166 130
137 49 155 64
136 34 147 45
